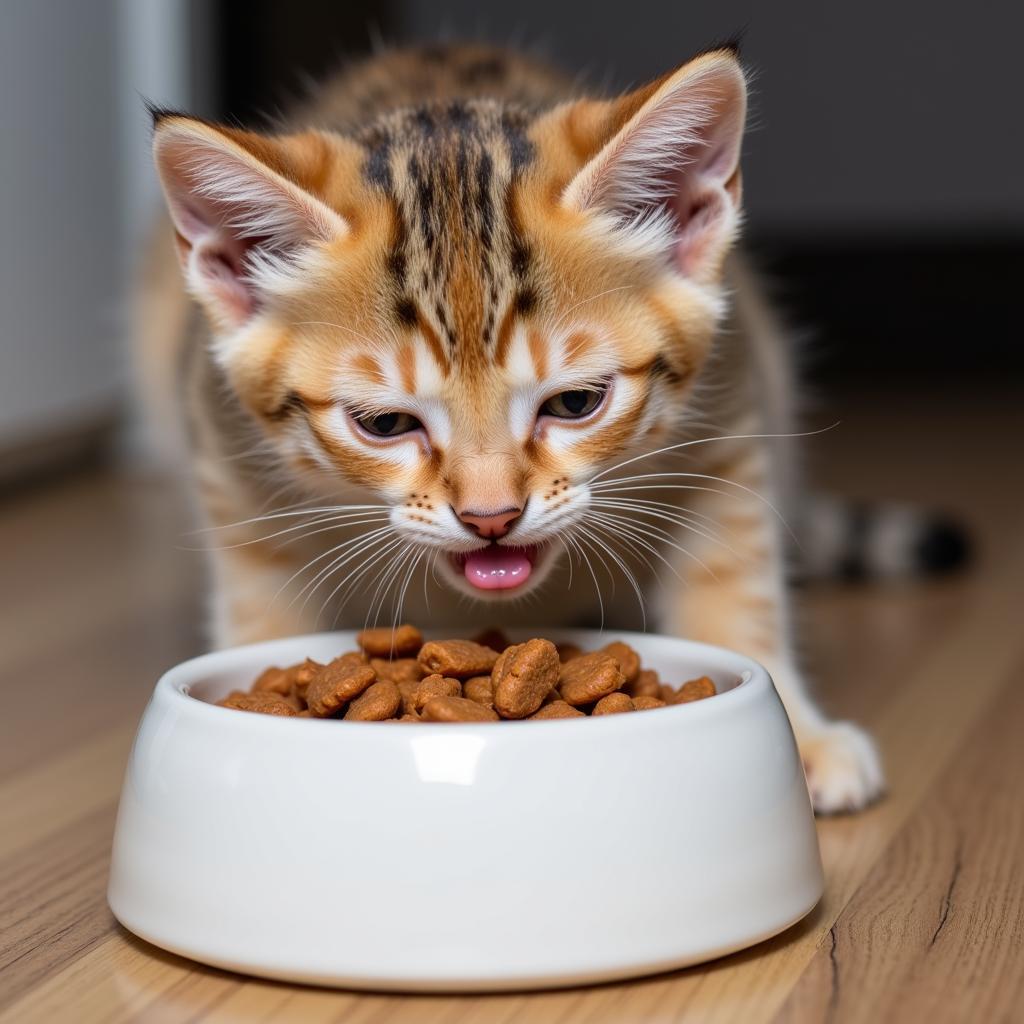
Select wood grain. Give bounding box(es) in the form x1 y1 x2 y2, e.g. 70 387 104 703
1 395 1021 1022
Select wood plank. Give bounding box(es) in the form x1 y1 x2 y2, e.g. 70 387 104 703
0 726 133 861
0 599 198 779
773 659 1024 1023
0 806 118 1011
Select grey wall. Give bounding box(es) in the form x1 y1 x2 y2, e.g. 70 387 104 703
398 0 1024 235
0 1 122 447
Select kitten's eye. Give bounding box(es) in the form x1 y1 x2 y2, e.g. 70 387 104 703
354 411 423 437
540 386 607 420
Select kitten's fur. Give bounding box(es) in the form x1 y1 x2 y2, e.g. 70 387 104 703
143 43 883 812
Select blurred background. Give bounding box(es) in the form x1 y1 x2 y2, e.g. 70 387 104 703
1 0 1020 483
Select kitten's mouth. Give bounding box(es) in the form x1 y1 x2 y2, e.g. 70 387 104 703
452 544 539 591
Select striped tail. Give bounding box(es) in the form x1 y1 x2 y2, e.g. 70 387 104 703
795 494 970 582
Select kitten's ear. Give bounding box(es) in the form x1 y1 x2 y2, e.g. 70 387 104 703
152 114 350 328
560 48 746 282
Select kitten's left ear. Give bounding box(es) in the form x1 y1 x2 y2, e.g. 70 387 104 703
560 48 747 282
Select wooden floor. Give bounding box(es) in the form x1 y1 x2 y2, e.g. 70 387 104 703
2 390 1022 1022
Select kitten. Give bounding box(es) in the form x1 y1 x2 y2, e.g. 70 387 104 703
142 42 883 812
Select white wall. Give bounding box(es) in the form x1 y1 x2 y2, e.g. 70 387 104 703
0 1 123 449
0 0 210 463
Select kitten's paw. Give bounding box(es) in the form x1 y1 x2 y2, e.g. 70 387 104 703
800 721 885 814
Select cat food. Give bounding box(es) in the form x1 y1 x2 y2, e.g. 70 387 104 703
216 625 718 721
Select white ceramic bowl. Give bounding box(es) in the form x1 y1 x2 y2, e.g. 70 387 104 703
108 629 822 992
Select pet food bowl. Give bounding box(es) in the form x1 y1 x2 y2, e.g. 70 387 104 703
108 629 823 991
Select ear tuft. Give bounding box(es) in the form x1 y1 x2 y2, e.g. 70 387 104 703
144 100 188 131
561 50 747 283
693 34 744 60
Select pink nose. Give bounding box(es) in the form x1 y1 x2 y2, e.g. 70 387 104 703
457 506 523 539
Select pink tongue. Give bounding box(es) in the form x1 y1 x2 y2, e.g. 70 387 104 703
463 548 533 590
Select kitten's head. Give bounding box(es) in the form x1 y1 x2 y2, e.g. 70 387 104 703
153 47 746 600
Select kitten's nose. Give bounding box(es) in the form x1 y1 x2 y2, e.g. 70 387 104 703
456 506 523 539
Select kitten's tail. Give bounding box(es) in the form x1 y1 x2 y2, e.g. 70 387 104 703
795 494 970 582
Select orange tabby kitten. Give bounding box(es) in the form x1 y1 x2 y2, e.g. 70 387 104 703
143 43 882 812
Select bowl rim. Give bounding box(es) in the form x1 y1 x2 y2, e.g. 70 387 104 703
153 629 773 736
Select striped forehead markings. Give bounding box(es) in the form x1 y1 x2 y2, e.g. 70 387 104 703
362 100 536 355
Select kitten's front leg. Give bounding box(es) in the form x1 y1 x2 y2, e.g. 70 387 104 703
654 444 885 813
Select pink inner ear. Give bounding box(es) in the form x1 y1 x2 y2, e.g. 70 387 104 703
174 189 266 325
672 187 728 279
196 243 256 323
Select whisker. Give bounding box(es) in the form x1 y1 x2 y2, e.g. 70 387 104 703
393 547 426 631
590 493 730 533
564 527 604 629
575 524 647 629
555 535 575 589
585 516 655 581
292 320 382 347
590 480 739 504
583 516 662 586
324 536 408 626
573 526 617 598
586 509 704 583
195 511 390 553
271 513 391 552
547 285 633 334
367 544 413 630
187 504 389 535
591 471 797 543
294 529 396 614
278 526 393 608
590 498 742 560
588 425 839 485
584 514 681 588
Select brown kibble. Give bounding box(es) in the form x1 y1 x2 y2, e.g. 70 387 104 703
421 695 500 722
395 678 420 716
593 692 635 715
220 627 716 723
217 690 297 716
472 627 510 652
252 666 292 696
673 676 717 703
370 657 422 684
492 638 560 719
356 624 423 658
601 641 640 684
632 695 667 710
463 675 494 708
306 657 376 717
344 680 402 721
419 639 499 678
288 658 327 700
281 689 304 712
626 668 661 699
414 674 462 710
531 700 585 719
559 652 625 706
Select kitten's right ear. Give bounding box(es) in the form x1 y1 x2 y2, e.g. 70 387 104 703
152 114 349 329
